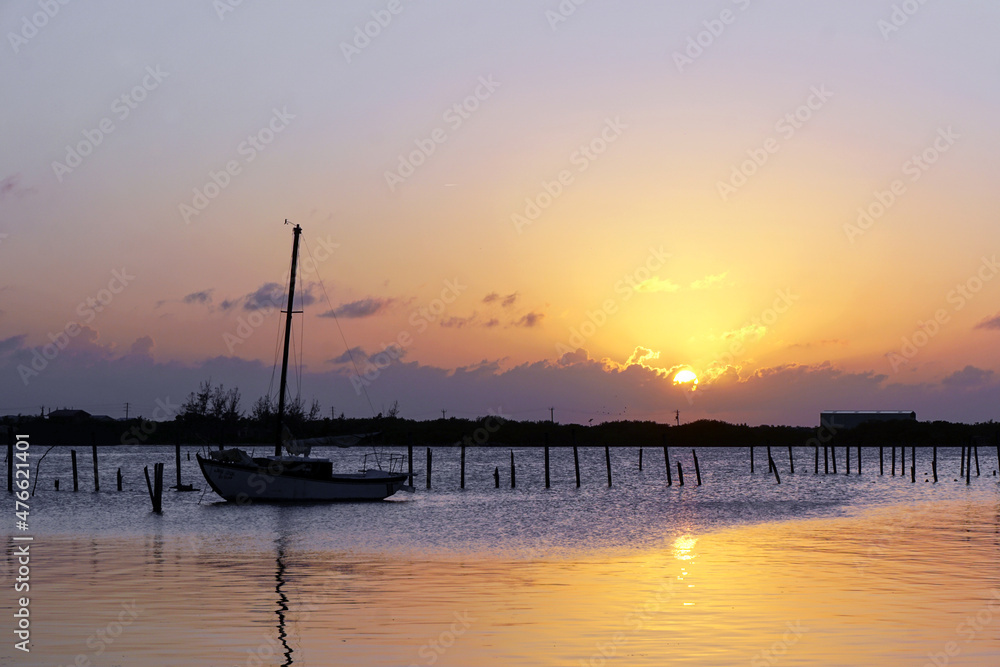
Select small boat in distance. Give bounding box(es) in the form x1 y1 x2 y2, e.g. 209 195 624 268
197 222 411 502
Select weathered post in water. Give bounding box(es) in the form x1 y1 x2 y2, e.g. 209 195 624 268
911 446 915 483
117 467 123 491
426 448 432 490
814 445 819 475
71 449 79 491
144 463 163 513
769 453 781 484
960 445 965 477
676 461 684 486
846 445 850 476
891 446 896 476
857 446 861 475
788 446 794 474
408 440 414 487
824 446 829 474
605 445 612 487
766 445 773 473
974 444 980 477
664 440 672 486
574 445 580 488
639 447 643 471
966 445 971 485
175 441 182 489
932 447 938 483
510 450 516 489
831 445 837 474
692 450 702 486
880 446 884 475
750 446 754 473
460 445 466 490
91 432 99 492
901 445 906 473
493 466 499 488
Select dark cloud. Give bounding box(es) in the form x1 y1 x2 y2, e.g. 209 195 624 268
512 311 544 328
183 290 213 305
501 292 518 308
328 347 368 364
320 297 394 319
973 313 1000 330
440 314 478 328
130 335 155 356
241 282 316 311
0 334 26 356
942 365 994 388
482 292 499 304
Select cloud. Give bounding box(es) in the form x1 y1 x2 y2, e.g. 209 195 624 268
483 292 518 307
721 323 767 343
0 334 26 356
0 174 36 201
440 314 479 328
942 365 994 388
973 312 1000 331
328 347 368 364
320 297 394 319
501 293 518 308
512 311 544 328
787 339 849 350
183 289 213 305
482 293 499 304
634 277 680 293
484 318 499 328
690 272 728 290
231 282 318 311
130 335 155 356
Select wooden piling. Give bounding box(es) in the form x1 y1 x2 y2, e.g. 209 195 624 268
54 479 59 491
846 445 850 476
605 445 612 487
676 461 684 486
891 446 896 476
664 440 672 487
831 445 837 474
639 447 643 471
974 445 980 476
175 442 182 489
788 446 794 474
493 466 499 488
769 453 781 484
573 446 580 488
824 446 829 474
460 444 466 490
692 450 702 486
932 447 938 483
901 445 906 472
960 445 966 477
117 467 123 491
966 445 971 485
766 445 773 473
426 448 432 490
510 450 516 489
407 441 414 486
144 463 163 513
857 446 861 475
71 449 79 491
750 446 754 473
91 432 99 492
879 446 884 475
814 445 818 475
911 446 915 483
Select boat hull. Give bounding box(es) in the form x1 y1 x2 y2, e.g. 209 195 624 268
197 455 410 502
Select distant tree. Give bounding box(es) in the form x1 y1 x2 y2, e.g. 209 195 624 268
251 395 274 424
307 398 321 422
385 400 400 419
182 379 213 418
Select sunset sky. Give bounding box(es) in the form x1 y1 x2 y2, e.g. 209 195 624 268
3 1 1000 426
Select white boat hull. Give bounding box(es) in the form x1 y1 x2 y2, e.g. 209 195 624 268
197 454 410 502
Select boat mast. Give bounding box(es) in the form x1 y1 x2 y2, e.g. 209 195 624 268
275 221 302 457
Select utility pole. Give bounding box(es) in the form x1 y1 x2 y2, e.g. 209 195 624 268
675 410 680 427
441 410 447 420
124 402 129 420
549 407 554 423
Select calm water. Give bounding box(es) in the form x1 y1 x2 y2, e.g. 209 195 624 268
3 445 999 665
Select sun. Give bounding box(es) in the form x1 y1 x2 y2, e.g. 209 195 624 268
673 369 699 388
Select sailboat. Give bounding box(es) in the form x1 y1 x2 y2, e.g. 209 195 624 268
197 222 412 502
